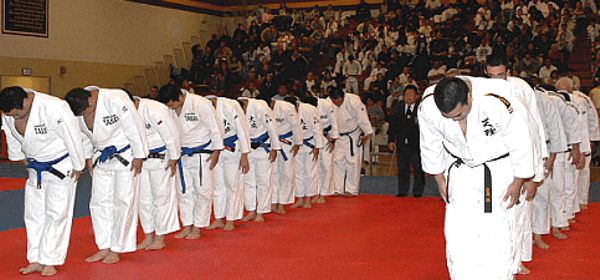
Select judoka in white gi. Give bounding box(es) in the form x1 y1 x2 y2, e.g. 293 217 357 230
1 87 85 276
128 93 181 250
285 96 323 208
155 85 223 239
573 88 600 210
555 78 589 224
316 97 339 203
65 86 148 264
271 98 303 211
531 88 569 249
328 87 374 196
206 95 251 231
237 97 280 220
419 77 536 280
484 55 548 275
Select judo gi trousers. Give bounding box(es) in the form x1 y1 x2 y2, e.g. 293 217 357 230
90 156 138 253
578 155 592 206
563 155 580 219
213 150 244 221
511 192 532 274
295 145 319 198
244 148 273 214
345 77 359 94
533 153 569 233
138 157 180 235
333 130 362 195
318 143 335 196
24 158 76 265
178 153 214 228
444 157 516 280
272 142 295 205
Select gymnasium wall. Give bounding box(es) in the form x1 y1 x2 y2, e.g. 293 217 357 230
0 0 228 97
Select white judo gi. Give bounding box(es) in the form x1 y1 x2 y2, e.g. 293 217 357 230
295 102 324 198
271 100 302 205
209 97 251 222
135 97 181 236
79 86 148 254
2 90 85 266
573 91 600 206
317 98 340 196
170 90 223 228
555 90 588 219
241 98 281 214
419 82 536 280
533 89 569 235
332 93 374 195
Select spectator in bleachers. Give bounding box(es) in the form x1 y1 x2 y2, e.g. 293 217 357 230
539 57 559 83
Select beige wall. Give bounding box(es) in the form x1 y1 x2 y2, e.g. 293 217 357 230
0 0 230 96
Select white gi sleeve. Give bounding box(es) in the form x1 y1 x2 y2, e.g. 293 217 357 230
152 105 181 160
232 101 251 154
263 104 281 150
558 100 582 145
352 97 374 135
290 107 303 145
329 104 340 139
311 107 324 149
543 96 568 153
198 98 224 150
51 101 86 171
417 104 446 175
483 96 535 179
110 93 148 158
581 94 600 141
1 116 26 161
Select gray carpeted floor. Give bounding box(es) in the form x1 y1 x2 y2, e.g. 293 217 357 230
0 162 598 231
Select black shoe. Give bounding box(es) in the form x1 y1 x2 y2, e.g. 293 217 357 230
413 194 423 198
396 193 407 197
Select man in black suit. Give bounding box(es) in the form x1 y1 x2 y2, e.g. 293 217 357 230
387 85 425 197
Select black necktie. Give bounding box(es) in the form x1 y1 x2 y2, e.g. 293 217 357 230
406 106 412 119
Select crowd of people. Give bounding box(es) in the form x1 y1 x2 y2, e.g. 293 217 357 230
1 1 599 279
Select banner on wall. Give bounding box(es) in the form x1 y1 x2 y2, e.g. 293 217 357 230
2 0 48 37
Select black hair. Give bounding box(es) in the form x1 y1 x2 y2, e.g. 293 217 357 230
486 54 508 68
303 96 318 107
433 78 469 113
328 87 345 99
256 94 271 104
0 86 27 112
65 88 92 116
283 96 299 106
156 84 183 104
403 84 419 95
121 88 135 102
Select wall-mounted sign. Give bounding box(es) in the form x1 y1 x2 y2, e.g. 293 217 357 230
2 0 48 37
21 68 31 76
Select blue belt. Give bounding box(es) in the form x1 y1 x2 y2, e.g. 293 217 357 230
278 131 294 161
251 132 271 153
224 135 239 152
27 153 69 189
94 145 131 167
179 141 212 194
340 127 359 156
303 136 315 149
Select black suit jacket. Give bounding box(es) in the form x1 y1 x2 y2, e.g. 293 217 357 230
388 101 420 151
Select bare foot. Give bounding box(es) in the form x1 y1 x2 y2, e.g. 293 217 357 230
533 234 550 249
580 204 588 210
254 213 265 223
85 249 109 263
207 219 225 229
518 263 530 275
552 227 568 239
102 251 120 264
303 199 313 208
137 233 154 249
290 198 304 208
276 204 286 214
334 192 343 196
174 226 192 239
271 204 278 212
146 235 165 250
316 196 326 204
568 218 576 224
344 192 354 197
560 226 571 231
242 211 257 222
19 263 42 275
185 227 201 239
311 196 319 204
223 221 235 231
41 265 57 276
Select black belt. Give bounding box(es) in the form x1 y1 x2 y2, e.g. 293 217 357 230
340 127 360 156
446 151 509 213
147 153 166 159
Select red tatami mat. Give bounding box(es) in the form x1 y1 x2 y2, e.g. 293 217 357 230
0 195 597 279
0 177 26 191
